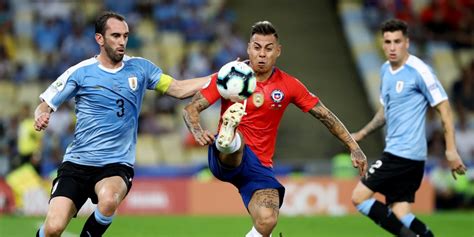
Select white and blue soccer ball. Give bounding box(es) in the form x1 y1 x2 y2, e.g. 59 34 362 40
216 61 256 101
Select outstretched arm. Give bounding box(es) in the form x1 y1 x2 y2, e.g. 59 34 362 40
435 100 467 179
183 91 215 146
351 107 385 141
34 101 53 131
166 76 211 99
309 101 368 176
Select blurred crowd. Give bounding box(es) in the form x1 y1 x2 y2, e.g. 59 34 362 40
362 0 474 210
363 0 473 49
0 0 246 177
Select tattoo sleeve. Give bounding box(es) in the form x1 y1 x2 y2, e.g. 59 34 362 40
252 189 280 212
182 92 210 136
358 107 385 137
309 102 358 150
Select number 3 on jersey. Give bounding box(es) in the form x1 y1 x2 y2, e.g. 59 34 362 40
116 99 125 117
369 160 382 174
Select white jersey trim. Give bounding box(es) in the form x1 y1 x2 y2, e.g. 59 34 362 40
405 55 447 106
40 57 98 111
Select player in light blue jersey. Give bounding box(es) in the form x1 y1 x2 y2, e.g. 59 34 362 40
33 12 210 237
351 19 467 237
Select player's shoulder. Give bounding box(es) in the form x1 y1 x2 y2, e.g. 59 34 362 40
123 55 155 66
273 67 297 81
62 57 98 78
405 55 433 76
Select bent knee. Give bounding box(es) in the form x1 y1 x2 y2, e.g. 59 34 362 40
256 215 277 228
351 183 373 206
254 211 278 234
98 197 120 216
351 192 366 206
44 220 67 237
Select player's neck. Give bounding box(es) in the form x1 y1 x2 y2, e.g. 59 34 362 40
256 69 274 82
96 54 123 69
390 53 410 71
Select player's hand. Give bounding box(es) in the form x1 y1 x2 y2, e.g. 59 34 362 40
351 131 365 142
34 112 50 131
192 130 215 146
445 150 467 180
351 147 368 177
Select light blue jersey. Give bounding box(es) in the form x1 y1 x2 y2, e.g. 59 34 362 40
40 55 172 167
380 55 447 161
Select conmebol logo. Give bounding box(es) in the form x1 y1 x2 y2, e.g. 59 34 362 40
127 191 170 208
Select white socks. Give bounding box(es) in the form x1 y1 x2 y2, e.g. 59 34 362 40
216 133 241 154
245 226 272 237
245 226 262 237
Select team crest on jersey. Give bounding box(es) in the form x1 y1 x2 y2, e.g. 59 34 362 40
396 81 404 93
253 92 264 108
128 76 138 91
271 90 284 103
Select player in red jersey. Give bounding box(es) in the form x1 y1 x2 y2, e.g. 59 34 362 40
183 21 368 237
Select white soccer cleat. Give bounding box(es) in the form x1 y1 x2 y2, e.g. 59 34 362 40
217 102 246 148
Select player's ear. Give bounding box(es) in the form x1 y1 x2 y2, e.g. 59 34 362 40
276 44 282 57
95 33 104 46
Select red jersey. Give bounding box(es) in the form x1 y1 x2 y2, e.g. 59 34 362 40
201 67 319 167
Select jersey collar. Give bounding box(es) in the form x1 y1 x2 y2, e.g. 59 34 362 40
95 56 125 74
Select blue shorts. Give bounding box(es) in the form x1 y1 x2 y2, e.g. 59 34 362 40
208 144 285 209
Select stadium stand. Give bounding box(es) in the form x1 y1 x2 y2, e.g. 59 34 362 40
0 0 246 177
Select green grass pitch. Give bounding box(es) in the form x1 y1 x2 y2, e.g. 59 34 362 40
1 212 473 236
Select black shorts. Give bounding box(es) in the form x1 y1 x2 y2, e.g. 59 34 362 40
361 152 424 205
50 161 134 213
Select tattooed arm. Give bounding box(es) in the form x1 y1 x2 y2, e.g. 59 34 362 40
183 91 215 146
309 101 368 176
351 107 385 142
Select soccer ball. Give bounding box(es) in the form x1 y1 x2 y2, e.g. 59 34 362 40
216 61 256 101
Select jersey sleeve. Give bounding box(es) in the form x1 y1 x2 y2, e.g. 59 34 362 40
200 73 220 105
291 78 319 112
154 74 173 94
138 58 169 93
379 63 387 106
39 69 79 112
416 68 448 107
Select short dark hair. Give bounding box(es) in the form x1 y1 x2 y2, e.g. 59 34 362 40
251 21 278 39
95 11 125 35
380 19 408 36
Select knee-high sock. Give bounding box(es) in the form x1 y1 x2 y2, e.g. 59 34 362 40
401 213 434 237
245 226 272 237
80 209 114 237
216 133 241 154
36 225 45 237
357 199 416 237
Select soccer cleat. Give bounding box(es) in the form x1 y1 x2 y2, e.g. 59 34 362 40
217 102 246 148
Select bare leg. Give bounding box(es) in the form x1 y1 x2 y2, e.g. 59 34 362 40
247 189 280 237
43 197 77 237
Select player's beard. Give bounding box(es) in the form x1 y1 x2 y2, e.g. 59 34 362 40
104 43 124 63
